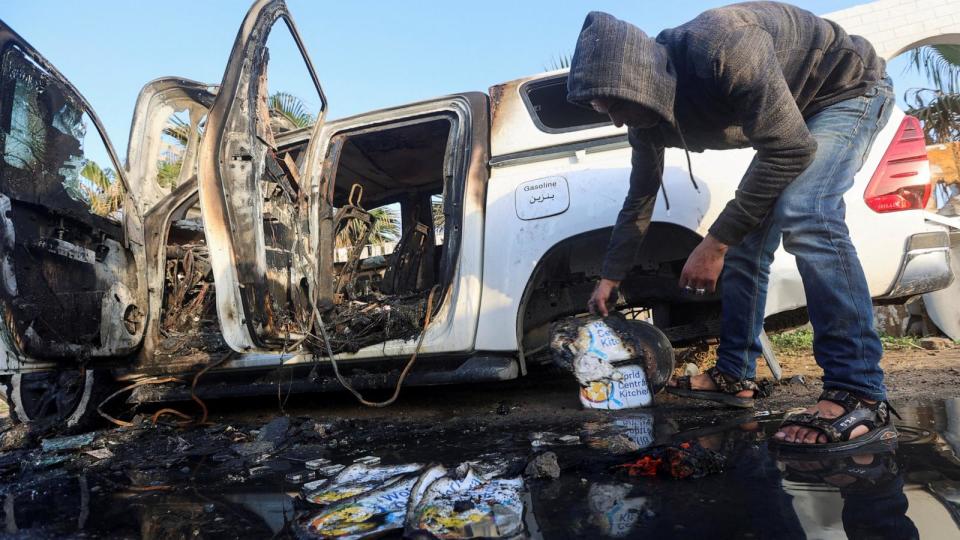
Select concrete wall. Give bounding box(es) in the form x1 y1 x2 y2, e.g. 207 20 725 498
824 0 960 60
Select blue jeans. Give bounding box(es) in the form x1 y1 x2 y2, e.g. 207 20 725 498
715 77 895 401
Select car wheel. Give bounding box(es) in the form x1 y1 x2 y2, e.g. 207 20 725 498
2 369 111 430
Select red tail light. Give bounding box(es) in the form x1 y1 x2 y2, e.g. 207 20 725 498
864 116 931 213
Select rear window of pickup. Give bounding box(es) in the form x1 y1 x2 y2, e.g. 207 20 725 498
521 76 612 134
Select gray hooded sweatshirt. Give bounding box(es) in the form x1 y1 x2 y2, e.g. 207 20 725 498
567 1 884 281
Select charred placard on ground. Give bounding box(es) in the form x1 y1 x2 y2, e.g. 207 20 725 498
550 315 674 409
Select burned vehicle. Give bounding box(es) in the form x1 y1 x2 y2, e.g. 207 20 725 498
0 0 955 428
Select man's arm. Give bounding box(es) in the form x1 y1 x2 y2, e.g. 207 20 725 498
590 134 663 315
707 26 818 246
603 135 664 280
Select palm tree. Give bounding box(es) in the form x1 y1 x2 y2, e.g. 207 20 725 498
905 44 960 200
157 115 192 188
368 207 401 245
906 90 960 143
162 115 192 146
431 195 445 237
269 91 315 129
905 45 960 144
909 45 960 95
335 205 400 249
78 161 124 218
156 159 183 188
545 53 572 72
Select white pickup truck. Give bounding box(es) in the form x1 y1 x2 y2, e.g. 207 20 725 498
0 0 953 428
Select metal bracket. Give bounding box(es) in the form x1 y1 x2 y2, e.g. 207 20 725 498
759 330 782 381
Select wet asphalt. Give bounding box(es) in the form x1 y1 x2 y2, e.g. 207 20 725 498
2 369 960 539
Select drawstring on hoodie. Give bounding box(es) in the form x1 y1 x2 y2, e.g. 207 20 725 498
676 127 700 192
657 122 700 213
659 181 671 211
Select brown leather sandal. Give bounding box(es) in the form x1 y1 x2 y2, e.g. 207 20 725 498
666 366 761 409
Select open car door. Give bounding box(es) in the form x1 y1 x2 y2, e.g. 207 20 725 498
0 22 146 365
198 0 327 351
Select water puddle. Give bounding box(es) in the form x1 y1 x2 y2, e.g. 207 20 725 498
3 399 960 538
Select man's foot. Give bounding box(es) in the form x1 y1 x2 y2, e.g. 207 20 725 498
669 372 755 399
769 390 898 452
665 366 760 409
780 452 898 491
784 453 876 487
697 421 761 451
773 399 875 444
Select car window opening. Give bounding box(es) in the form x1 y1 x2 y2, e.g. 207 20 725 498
522 75 611 133
320 115 457 354
156 109 205 192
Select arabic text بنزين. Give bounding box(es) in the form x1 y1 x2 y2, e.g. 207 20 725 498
529 193 557 204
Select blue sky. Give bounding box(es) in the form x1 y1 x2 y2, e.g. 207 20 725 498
2 0 927 158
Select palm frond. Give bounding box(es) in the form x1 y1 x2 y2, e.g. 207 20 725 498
156 159 183 188
905 87 960 143
431 196 444 235
78 161 124 218
162 116 191 146
269 91 315 129
334 206 400 249
545 53 572 72
908 45 960 95
367 207 400 245
80 161 114 192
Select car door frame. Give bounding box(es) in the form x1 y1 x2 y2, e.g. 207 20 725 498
220 93 489 372
197 0 326 352
121 77 218 370
313 94 490 361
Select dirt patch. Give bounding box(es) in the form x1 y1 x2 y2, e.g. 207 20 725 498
750 347 960 407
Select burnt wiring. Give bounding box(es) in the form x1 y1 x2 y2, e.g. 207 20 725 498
98 353 233 428
259 181 436 406
271 175 440 408
150 352 233 426
310 285 439 408
158 242 227 356
161 245 212 335
97 376 185 427
314 294 426 353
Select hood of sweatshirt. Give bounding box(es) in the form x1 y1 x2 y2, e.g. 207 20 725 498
566 11 677 127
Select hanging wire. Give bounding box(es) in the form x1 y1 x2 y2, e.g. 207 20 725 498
311 285 439 408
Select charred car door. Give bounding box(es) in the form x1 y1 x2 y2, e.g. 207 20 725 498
0 22 146 363
198 0 327 352
123 78 218 365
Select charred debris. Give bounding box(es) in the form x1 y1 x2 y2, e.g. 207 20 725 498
158 96 457 361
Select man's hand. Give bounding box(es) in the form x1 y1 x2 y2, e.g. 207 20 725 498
588 278 621 317
679 235 729 294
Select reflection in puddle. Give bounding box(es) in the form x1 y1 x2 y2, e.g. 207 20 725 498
780 451 918 539
587 483 653 538
3 401 960 538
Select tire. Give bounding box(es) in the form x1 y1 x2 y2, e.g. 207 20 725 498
608 316 675 394
1 369 112 431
